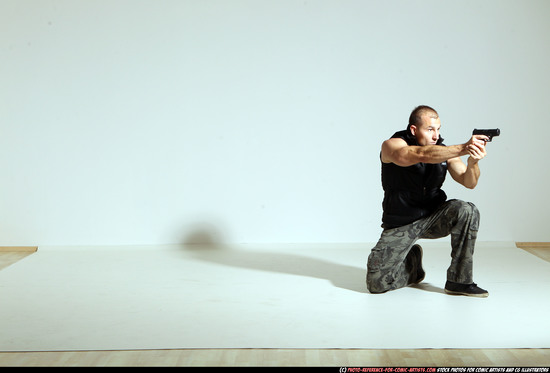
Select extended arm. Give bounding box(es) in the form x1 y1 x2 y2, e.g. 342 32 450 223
381 138 467 167
381 135 489 168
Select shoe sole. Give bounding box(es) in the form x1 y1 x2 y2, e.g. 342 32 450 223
444 289 489 298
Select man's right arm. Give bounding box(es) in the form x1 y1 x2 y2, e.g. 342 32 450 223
381 138 472 167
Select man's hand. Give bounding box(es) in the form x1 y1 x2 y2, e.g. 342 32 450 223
466 136 487 165
448 135 488 189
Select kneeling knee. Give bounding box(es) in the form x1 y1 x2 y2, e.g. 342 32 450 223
366 271 391 294
367 281 388 294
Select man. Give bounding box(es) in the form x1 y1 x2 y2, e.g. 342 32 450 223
366 105 490 297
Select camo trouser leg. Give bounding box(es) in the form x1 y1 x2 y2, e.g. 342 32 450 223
366 199 480 293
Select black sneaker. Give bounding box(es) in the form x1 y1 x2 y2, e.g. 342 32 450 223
444 281 489 298
406 244 425 285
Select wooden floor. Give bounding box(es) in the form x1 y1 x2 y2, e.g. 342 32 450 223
1 348 550 367
1 245 549 367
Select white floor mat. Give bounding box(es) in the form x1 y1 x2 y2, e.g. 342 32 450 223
1 242 549 351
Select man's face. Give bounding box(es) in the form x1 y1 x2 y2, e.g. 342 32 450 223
411 116 441 146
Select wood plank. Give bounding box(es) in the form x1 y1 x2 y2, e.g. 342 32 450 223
0 246 38 252
516 242 550 249
0 348 549 367
0 252 36 271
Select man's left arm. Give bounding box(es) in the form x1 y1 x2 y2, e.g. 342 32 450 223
448 139 487 189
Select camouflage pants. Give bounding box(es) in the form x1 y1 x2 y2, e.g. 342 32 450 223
366 199 480 293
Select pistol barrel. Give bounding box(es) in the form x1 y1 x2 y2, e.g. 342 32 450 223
473 128 500 141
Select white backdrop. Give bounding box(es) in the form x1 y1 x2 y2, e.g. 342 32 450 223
1 0 549 246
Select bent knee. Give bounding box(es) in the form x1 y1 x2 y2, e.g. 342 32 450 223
448 199 480 220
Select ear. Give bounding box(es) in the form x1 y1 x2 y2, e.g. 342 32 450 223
410 125 417 136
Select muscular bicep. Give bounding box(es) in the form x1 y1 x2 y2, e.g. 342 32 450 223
381 138 422 167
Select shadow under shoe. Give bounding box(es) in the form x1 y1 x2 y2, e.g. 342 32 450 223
406 244 425 285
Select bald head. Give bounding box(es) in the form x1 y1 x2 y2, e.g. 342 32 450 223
408 105 439 132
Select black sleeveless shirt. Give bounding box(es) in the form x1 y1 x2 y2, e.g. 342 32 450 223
381 130 448 228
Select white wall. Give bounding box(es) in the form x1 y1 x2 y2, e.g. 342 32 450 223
1 0 549 246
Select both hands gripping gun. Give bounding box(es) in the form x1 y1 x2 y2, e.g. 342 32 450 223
473 128 500 142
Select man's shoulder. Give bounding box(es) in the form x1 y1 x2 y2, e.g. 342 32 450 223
390 130 409 140
381 132 411 164
387 129 416 147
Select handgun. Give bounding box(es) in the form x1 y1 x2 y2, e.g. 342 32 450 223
473 128 500 142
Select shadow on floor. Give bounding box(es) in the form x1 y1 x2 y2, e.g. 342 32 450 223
179 226 447 295
409 282 446 295
180 243 369 294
